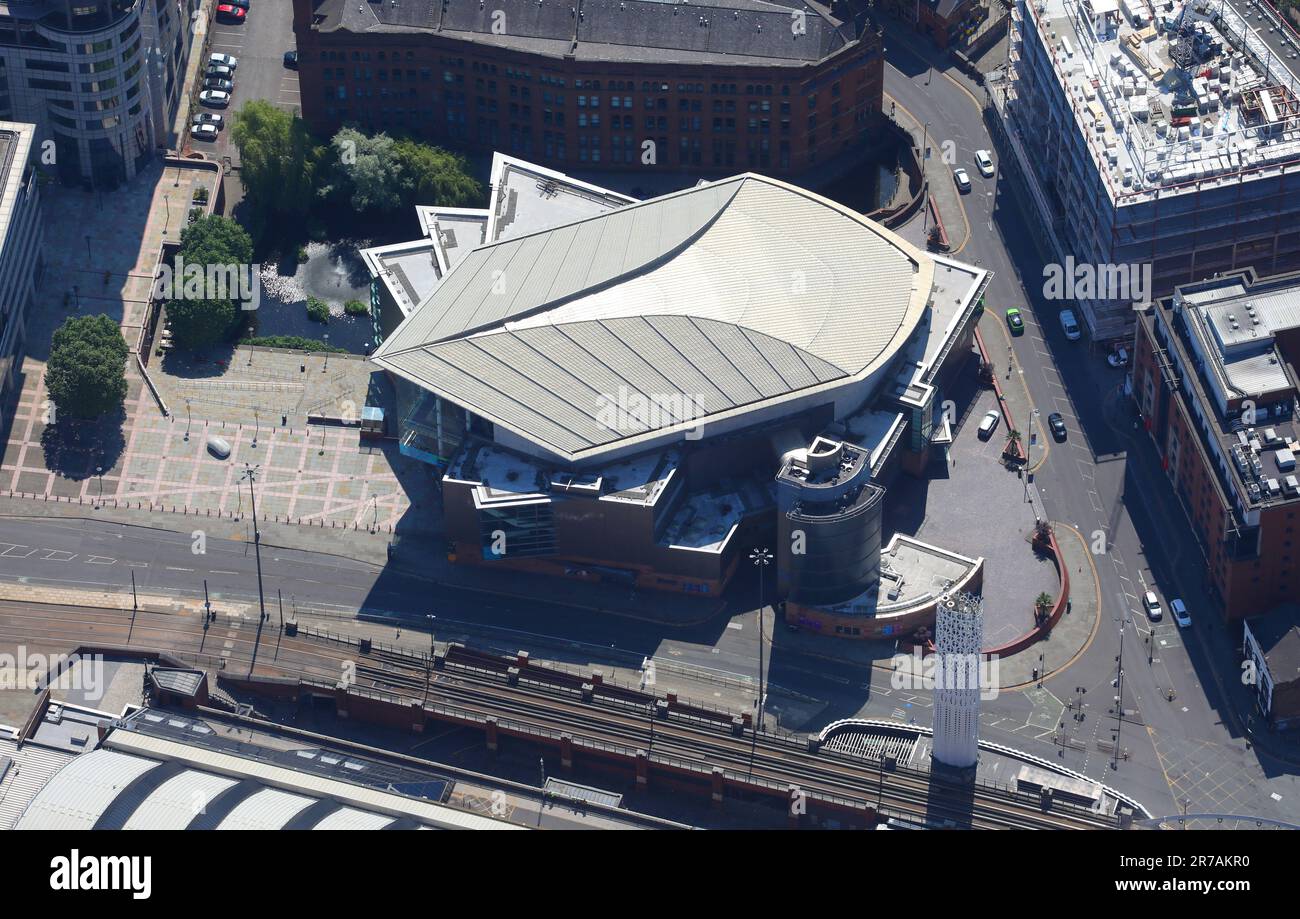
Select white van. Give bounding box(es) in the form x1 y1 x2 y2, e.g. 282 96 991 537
1059 309 1082 341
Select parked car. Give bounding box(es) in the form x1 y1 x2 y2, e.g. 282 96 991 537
224 0 250 8
975 149 995 177
216 4 246 22
1143 590 1163 622
209 52 238 69
284 50 299 68
1059 308 1082 341
1048 412 1067 441
1005 307 1025 336
977 409 1001 439
1171 598 1191 628
953 167 972 193
199 90 231 108
190 123 219 142
207 64 233 79
204 77 233 92
1107 347 1130 368
193 112 224 128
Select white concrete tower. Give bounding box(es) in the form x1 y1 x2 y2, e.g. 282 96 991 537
930 592 984 771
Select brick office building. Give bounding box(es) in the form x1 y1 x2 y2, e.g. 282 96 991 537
292 0 884 177
1132 269 1300 620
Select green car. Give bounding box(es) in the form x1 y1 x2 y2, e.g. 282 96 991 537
1005 307 1025 336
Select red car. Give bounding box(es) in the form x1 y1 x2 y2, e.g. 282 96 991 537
216 4 245 21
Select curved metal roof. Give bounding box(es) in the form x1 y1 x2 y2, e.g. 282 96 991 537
373 174 931 462
13 740 518 830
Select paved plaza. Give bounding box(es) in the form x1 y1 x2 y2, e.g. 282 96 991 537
1 164 437 533
153 345 380 428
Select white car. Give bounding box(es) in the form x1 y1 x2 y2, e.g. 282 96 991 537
953 168 972 193
1059 308 1082 341
1143 590 1163 622
974 149 995 177
199 89 231 108
1107 347 1129 368
1171 598 1191 629
209 53 238 69
207 64 234 79
977 409 1001 439
190 123 219 142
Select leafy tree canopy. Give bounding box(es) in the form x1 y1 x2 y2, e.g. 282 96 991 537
46 314 128 420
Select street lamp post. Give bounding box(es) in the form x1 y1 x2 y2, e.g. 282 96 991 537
423 613 436 704
241 465 268 624
921 122 932 234
322 333 330 372
95 465 103 505
748 547 773 779
184 398 192 441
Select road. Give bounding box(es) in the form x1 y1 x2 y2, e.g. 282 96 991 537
881 25 1300 824
192 0 301 160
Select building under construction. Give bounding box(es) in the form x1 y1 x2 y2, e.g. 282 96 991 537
1002 0 1300 341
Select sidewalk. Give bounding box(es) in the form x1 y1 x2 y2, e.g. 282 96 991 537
995 523 1099 687
886 92 971 254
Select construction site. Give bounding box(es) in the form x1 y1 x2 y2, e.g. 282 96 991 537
1004 0 1300 339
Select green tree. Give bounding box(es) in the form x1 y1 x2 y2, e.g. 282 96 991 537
324 128 402 213
177 212 253 266
393 139 483 208
230 100 321 241
165 214 254 349
45 314 128 420
321 129 483 214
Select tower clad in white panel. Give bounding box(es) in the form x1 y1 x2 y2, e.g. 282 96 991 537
931 593 984 770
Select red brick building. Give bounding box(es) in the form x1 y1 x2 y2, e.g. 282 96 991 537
1132 269 1300 619
291 0 885 176
881 0 987 50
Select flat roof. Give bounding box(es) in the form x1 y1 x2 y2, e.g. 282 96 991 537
366 153 631 324
1022 0 1300 205
1161 271 1300 510
802 534 982 618
373 173 932 463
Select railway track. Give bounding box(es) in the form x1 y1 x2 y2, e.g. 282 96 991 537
347 646 1117 830
0 599 1118 828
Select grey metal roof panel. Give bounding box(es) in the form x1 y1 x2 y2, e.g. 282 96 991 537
400 350 600 452
602 317 734 412
696 316 790 395
740 326 817 388
124 769 239 830
217 787 316 830
648 315 763 405
14 750 159 830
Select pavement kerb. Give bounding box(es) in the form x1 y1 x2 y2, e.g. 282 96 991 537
984 308 1051 472
996 522 1102 692
885 91 972 253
